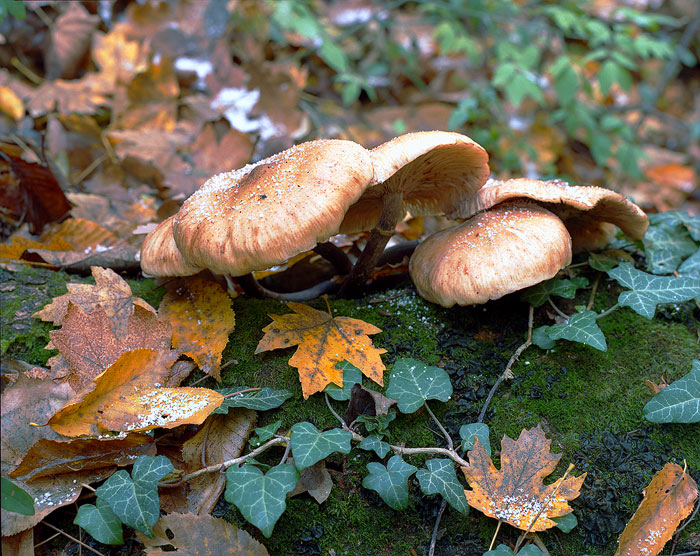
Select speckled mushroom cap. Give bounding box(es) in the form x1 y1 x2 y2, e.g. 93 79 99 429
339 131 490 234
409 202 572 307
140 215 200 277
172 139 374 276
447 178 649 252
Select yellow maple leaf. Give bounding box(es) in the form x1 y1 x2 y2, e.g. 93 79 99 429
255 301 386 399
461 425 586 532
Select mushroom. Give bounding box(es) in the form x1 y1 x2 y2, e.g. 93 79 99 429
338 131 490 295
448 178 649 252
409 202 572 307
141 215 200 277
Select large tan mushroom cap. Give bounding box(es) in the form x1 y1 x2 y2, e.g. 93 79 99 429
339 131 490 234
448 178 649 252
172 139 373 276
409 202 572 307
140 215 200 277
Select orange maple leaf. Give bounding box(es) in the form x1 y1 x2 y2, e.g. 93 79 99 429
615 462 698 556
461 425 586 532
255 302 386 399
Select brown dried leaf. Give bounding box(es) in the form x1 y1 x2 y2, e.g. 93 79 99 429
26 74 112 117
256 302 386 399
48 348 177 437
288 458 333 504
461 425 586 532
615 462 698 556
0 86 24 120
0 235 73 262
10 434 155 483
343 383 396 426
1 529 33 556
45 3 99 80
140 513 269 555
158 277 235 381
48 303 171 392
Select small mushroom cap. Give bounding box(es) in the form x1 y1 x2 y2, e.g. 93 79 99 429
339 131 490 234
140 215 200 277
409 202 572 307
448 178 649 252
172 139 373 276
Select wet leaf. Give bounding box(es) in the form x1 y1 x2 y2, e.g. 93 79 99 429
615 462 698 556
289 422 352 470
288 458 333 504
158 277 235 381
644 360 700 423
362 455 417 510
225 463 299 537
256 302 386 399
343 383 396 426
461 426 586 532
416 458 469 514
386 358 452 413
643 224 697 274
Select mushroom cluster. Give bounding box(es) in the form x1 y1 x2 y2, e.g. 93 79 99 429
140 133 648 305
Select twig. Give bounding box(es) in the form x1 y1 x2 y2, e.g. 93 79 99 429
424 402 454 451
325 393 348 429
34 531 61 548
586 273 601 311
547 298 569 320
489 520 504 551
43 522 105 556
11 57 43 84
428 498 447 556
596 303 619 320
478 305 534 423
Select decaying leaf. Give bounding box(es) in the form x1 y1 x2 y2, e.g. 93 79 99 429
0 235 73 262
461 425 586 532
288 457 334 504
256 302 386 398
615 462 698 556
158 277 236 381
140 513 269 555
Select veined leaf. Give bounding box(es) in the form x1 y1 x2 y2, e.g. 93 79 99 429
416 458 469 514
386 358 452 413
1 477 35 516
644 361 700 423
643 224 697 274
459 423 491 456
74 498 123 545
359 434 390 458
521 277 589 307
214 387 292 413
362 455 417 510
543 311 607 351
608 263 700 319
289 422 352 470
324 361 363 401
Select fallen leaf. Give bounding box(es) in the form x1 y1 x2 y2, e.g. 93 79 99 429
140 513 269 555
0 235 73 262
48 303 171 392
343 383 396 426
158 277 236 381
45 3 99 79
0 86 24 120
645 164 697 193
615 462 698 556
256 302 386 398
48 348 177 437
288 458 334 504
1 529 33 556
461 425 586 532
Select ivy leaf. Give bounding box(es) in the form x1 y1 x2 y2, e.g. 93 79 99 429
74 498 123 545
386 358 452 413
416 459 469 514
648 211 700 241
459 423 491 456
643 361 700 423
362 455 417 510
608 263 700 319
94 455 173 537
289 422 352 470
1 477 34 516
214 387 292 413
324 361 363 401
485 545 547 556
531 326 556 350
678 248 700 277
359 434 390 458
225 463 299 537
249 420 282 448
553 512 578 533
543 311 607 351
521 277 589 307
356 408 396 436
643 224 697 274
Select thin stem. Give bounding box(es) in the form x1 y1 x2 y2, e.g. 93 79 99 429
43 522 105 556
596 303 619 320
278 440 292 466
222 387 260 399
586 272 601 311
488 520 503 551
547 297 569 319
325 393 349 429
424 402 454 452
479 305 534 423
428 499 447 556
34 531 62 548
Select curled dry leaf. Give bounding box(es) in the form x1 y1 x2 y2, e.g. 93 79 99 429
615 462 698 556
0 235 72 262
461 425 586 532
256 302 386 399
158 277 235 381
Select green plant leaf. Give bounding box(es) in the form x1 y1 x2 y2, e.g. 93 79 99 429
1 477 34 516
74 498 123 545
543 310 607 351
554 65 579 106
214 387 292 413
362 455 417 510
356 408 396 436
225 463 299 537
553 512 578 533
589 252 625 272
324 361 363 401
249 420 282 447
678 248 700 276
608 263 700 319
459 423 491 456
504 73 543 108
416 459 469 514
643 225 697 274
531 326 556 349
643 360 700 423
359 434 390 458
521 277 589 307
590 132 612 166
320 40 348 73
648 211 700 241
386 358 452 413
289 422 352 470
95 455 173 537
484 545 515 556
598 60 619 96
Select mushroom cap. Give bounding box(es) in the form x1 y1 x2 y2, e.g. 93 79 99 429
140 215 200 277
409 202 572 307
448 178 649 252
172 139 373 276
339 131 490 234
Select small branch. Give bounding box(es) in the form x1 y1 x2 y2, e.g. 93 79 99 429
488 520 503 551
325 393 348 429
424 402 454 452
586 272 601 311
43 522 105 556
428 499 447 556
547 298 569 320
478 305 534 423
278 440 291 466
596 303 619 320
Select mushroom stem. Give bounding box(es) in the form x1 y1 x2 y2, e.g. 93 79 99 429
376 240 419 267
339 191 404 296
236 273 339 301
313 241 353 275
